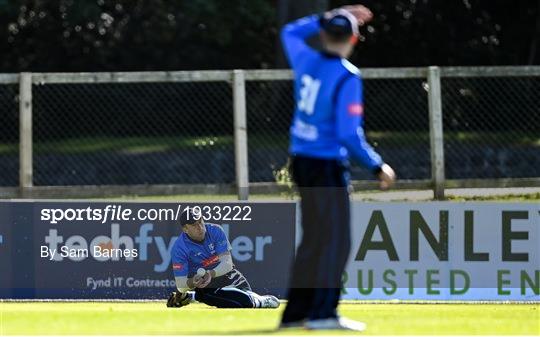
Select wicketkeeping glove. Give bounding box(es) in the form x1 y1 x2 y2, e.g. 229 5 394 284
166 291 191 308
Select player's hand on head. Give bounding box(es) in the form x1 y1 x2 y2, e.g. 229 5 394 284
342 4 373 25
377 163 396 190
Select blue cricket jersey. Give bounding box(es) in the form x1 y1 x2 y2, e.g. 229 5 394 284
171 223 231 278
281 15 383 171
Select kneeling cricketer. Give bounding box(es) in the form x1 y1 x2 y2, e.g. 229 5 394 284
167 208 279 309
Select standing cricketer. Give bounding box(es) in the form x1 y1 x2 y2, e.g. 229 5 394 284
279 4 396 331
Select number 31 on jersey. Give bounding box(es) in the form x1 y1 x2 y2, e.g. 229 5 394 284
298 74 321 115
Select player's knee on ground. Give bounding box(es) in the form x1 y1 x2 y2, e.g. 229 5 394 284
195 288 256 308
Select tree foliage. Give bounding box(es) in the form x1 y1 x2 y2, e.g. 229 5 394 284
0 0 538 72
0 0 276 72
331 0 540 66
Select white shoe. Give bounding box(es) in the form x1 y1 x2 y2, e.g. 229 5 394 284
305 317 366 331
260 295 280 308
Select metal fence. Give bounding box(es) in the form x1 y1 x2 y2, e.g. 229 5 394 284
0 67 539 199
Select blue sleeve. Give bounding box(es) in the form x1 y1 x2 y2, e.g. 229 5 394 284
211 225 231 255
280 15 321 69
171 244 189 277
336 76 383 171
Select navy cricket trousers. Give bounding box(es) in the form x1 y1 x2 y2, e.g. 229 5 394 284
281 155 351 323
195 269 255 308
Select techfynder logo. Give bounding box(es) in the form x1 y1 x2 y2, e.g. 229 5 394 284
42 223 272 272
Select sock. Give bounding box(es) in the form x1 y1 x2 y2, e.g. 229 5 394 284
247 291 262 308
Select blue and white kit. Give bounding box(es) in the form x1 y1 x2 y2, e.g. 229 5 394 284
284 14 383 171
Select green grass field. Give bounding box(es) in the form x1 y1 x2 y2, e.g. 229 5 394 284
1 302 538 335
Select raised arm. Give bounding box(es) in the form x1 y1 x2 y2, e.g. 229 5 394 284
280 15 321 69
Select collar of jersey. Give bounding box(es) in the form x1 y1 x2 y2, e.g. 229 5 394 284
321 50 342 59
